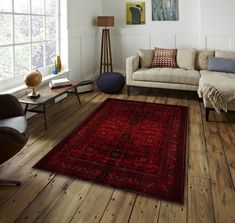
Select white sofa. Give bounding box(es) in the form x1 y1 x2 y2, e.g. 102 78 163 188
126 54 200 93
126 48 235 120
126 48 213 94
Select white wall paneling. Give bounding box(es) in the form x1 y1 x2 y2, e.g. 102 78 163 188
125 33 149 57
150 34 175 49
200 0 235 51
111 34 126 70
205 36 231 50
80 35 96 79
66 0 103 81
175 34 197 48
65 0 235 75
67 29 97 80
68 35 81 81
102 0 200 71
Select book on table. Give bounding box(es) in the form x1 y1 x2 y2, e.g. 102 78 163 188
49 78 72 89
51 78 70 85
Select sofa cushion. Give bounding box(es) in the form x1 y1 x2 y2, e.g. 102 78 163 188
215 50 235 59
133 68 200 85
208 57 235 73
195 50 215 70
200 69 235 79
138 49 154 68
177 48 197 70
152 48 177 68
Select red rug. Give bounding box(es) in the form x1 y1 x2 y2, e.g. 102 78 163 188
34 98 188 204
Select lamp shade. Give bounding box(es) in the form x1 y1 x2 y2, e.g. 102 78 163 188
97 16 114 27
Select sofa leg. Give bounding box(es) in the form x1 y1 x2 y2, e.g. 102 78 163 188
127 86 131 96
206 108 210 121
0 179 21 186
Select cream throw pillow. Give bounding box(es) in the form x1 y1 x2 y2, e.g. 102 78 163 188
138 49 154 68
215 50 235 59
177 49 197 70
195 50 214 70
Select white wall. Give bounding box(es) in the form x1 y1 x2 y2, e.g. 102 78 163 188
66 0 103 80
102 0 200 70
102 0 235 71
200 0 235 50
64 0 235 76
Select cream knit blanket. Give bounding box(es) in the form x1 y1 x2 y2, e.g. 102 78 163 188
198 72 235 113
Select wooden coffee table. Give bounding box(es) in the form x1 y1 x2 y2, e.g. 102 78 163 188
19 81 81 130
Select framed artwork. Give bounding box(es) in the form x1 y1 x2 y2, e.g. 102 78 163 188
152 0 179 21
126 2 146 25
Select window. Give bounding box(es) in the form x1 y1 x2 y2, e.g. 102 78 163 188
0 0 59 90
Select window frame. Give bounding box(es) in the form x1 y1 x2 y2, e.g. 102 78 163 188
0 0 60 92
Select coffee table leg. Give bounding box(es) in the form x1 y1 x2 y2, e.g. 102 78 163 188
74 86 81 104
43 104 47 130
24 104 28 114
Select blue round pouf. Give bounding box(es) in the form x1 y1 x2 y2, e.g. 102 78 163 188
97 72 125 94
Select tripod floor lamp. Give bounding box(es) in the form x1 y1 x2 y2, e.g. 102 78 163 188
97 16 114 74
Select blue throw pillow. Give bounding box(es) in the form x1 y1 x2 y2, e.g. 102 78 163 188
208 56 235 73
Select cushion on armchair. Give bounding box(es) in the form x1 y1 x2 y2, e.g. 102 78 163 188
0 116 28 136
0 94 28 166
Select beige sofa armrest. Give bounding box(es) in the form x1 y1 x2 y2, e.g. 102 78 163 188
126 54 139 84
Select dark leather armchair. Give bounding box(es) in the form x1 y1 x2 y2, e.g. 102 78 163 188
0 94 28 186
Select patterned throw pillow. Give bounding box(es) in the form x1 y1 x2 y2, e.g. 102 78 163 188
152 48 177 68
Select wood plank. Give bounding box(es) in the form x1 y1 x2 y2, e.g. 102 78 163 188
201 106 235 223
70 185 114 223
0 172 54 223
100 190 136 223
129 195 160 223
188 123 210 178
188 93 201 123
188 176 215 223
41 180 93 222
157 200 187 223
215 114 235 186
146 95 157 103
14 176 72 223
154 89 169 104
187 93 210 178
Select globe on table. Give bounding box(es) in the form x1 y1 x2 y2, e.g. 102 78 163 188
24 70 42 98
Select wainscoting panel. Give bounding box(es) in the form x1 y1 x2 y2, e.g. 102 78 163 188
175 34 196 48
150 34 175 48
125 34 149 57
112 34 126 70
80 35 96 79
68 28 98 80
205 36 231 50
68 37 81 80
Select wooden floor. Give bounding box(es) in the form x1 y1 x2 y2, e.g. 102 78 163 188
0 87 235 223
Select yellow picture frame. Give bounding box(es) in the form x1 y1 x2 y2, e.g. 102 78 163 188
126 2 146 25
